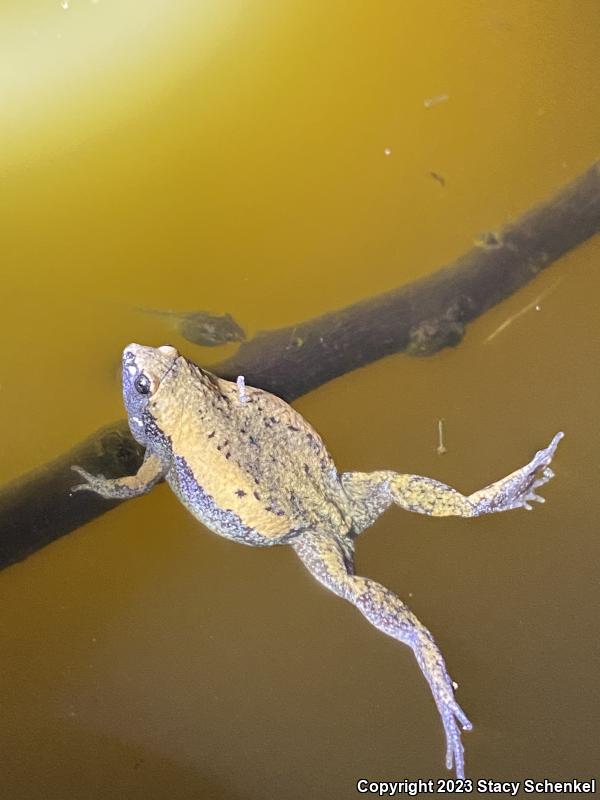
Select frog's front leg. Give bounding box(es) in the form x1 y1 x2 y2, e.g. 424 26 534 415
343 432 563 528
292 530 471 779
71 452 165 499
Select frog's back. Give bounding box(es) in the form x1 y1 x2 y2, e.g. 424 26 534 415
151 361 351 545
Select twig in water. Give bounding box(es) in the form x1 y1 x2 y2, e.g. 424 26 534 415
484 278 562 343
436 419 448 455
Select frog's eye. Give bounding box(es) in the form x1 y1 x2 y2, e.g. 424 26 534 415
134 374 151 395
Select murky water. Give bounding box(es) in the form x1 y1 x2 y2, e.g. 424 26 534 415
1 2 599 798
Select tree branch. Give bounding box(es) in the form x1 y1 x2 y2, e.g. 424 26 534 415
1 161 599 570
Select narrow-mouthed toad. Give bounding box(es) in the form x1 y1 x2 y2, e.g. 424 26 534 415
72 343 563 778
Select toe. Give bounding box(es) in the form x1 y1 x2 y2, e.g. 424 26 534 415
70 483 92 494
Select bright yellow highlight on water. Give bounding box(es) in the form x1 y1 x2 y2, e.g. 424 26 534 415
0 0 228 164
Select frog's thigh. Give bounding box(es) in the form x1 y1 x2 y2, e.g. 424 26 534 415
341 470 474 526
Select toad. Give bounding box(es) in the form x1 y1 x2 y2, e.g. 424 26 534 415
72 343 563 778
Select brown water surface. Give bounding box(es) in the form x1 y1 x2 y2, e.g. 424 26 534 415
1 2 599 798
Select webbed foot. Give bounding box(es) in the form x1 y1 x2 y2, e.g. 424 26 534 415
518 431 563 510
415 632 472 778
431 668 472 779
470 431 564 514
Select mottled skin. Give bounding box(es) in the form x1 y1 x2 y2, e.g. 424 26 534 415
72 343 564 778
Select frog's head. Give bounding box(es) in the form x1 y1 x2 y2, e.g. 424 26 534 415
122 343 179 444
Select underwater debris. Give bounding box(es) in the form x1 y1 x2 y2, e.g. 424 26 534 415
424 93 449 109
484 279 562 343
436 418 448 455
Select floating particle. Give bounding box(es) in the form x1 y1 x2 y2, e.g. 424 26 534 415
384 147 392 156
237 375 249 404
436 419 447 455
424 93 449 109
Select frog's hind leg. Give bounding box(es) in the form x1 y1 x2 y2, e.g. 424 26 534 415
342 432 563 529
292 530 471 778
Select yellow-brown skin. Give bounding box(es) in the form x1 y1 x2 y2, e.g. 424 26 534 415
72 343 564 779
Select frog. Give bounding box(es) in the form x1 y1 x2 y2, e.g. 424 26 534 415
71 343 564 779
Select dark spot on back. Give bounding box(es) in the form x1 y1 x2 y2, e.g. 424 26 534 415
207 431 215 439
235 489 247 498
288 425 300 432
253 490 261 501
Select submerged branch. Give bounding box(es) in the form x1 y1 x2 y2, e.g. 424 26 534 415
1 161 599 569
216 161 600 397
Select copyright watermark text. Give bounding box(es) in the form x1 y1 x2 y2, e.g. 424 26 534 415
356 778 597 796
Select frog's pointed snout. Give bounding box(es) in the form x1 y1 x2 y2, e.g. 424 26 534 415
122 344 141 377
123 342 142 362
122 343 181 385
122 343 179 366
